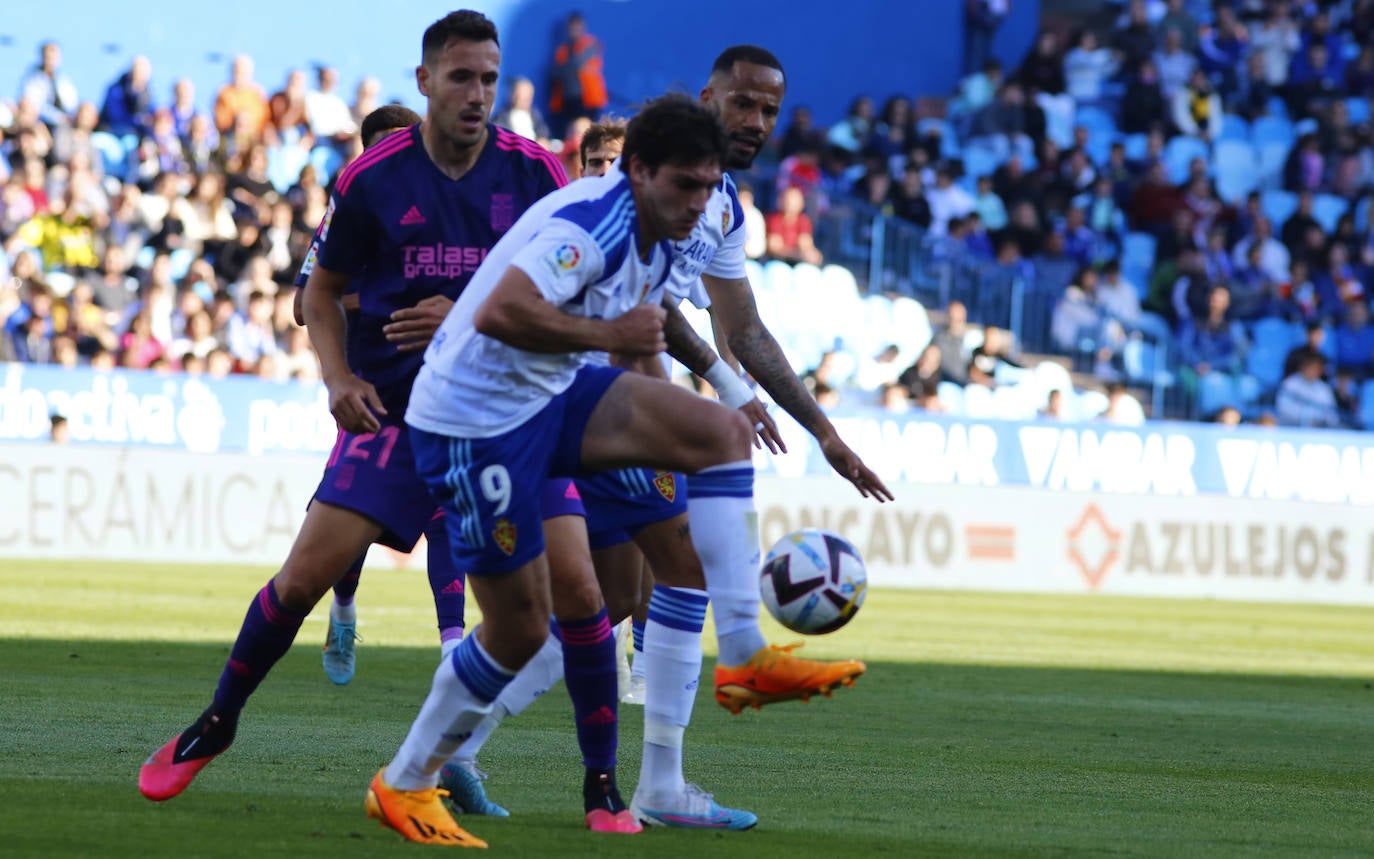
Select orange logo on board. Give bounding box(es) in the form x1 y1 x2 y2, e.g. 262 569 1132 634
653 471 677 502
493 519 517 556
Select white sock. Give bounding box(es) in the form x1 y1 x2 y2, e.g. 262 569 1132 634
449 632 563 764
385 634 515 791
638 585 708 798
686 462 766 666
330 600 356 625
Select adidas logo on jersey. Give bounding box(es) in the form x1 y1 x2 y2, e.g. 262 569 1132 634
400 206 426 225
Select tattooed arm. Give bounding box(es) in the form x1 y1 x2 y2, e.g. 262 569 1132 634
700 272 893 501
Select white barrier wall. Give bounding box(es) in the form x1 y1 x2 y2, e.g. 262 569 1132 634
4 444 1372 606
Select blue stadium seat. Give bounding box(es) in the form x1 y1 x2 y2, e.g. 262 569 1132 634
1357 197 1372 233
268 145 311 193
1134 311 1174 345
1197 372 1238 416
1122 231 1157 270
1075 105 1117 138
90 131 127 178
1218 113 1249 142
1251 115 1294 147
1123 339 1171 386
1256 140 1291 190
1212 140 1259 204
962 141 1002 178
889 296 932 357
1164 135 1209 185
1074 389 1109 421
1261 189 1299 227
309 145 345 183
744 258 766 289
1346 97 1372 125
937 381 965 415
1311 194 1349 233
1293 117 1319 138
763 259 795 296
1122 132 1149 161
1360 380 1374 428
169 248 195 281
961 382 997 418
1245 342 1288 390
917 117 962 160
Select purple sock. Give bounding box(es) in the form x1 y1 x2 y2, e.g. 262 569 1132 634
555 609 618 770
211 581 308 715
332 554 365 606
425 516 466 642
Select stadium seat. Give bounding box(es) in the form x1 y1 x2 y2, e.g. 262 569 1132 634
1360 380 1374 428
1218 113 1249 142
1122 231 1157 277
962 141 1002 178
1164 135 1208 184
1261 189 1298 227
1075 105 1117 139
744 258 766 289
1251 115 1294 147
1197 372 1239 416
1311 194 1349 233
888 296 932 359
1134 311 1174 345
135 245 156 271
309 145 345 183
1256 140 1291 190
1356 197 1371 233
168 248 194 281
1074 389 1109 421
763 260 795 296
1122 132 1149 161
1293 117 1319 138
90 131 127 178
1033 360 1073 395
1244 342 1288 391
961 383 997 418
1123 339 1171 386
936 381 965 415
267 145 311 193
1346 97 1372 125
1212 140 1259 204
917 117 962 160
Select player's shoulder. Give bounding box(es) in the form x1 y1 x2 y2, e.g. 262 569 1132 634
549 174 634 248
490 125 568 187
333 125 420 197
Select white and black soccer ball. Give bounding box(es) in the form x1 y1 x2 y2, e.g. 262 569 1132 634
759 528 867 635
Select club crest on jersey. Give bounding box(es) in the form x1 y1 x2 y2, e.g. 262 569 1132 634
300 241 318 277
721 206 731 235
493 518 517 555
491 194 514 231
638 274 654 303
653 471 677 502
543 243 583 276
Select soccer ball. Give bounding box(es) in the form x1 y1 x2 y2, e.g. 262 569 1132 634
759 528 867 634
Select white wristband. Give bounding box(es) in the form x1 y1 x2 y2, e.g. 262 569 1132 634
703 360 754 409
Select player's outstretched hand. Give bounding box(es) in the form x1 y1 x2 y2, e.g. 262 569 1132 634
821 435 894 502
739 399 785 454
328 373 387 435
385 295 454 352
610 304 667 355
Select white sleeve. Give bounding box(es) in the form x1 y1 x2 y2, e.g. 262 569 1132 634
508 219 607 306
683 277 712 310
704 189 748 281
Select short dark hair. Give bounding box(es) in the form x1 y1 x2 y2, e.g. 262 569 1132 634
361 104 422 149
580 117 627 165
710 45 785 85
422 10 499 65
622 94 727 173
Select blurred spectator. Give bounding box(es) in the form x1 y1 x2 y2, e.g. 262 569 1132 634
1157 0 1200 53
99 56 155 139
1275 353 1340 426
967 325 1021 386
1018 31 1066 95
879 382 911 414
548 11 608 137
50 413 70 444
494 77 550 143
1199 5 1248 95
1334 300 1374 378
305 65 357 149
213 55 269 140
1154 28 1198 101
964 0 1011 76
898 342 948 392
351 77 382 129
169 77 202 137
1212 405 1243 426
267 69 311 146
765 186 823 266
1231 214 1291 284
1179 284 1248 379
933 300 971 384
119 308 164 369
736 183 767 260
1250 4 1301 87
1114 0 1158 76
855 343 903 392
1171 67 1223 140
20 41 78 129
1063 29 1119 106
912 381 946 413
1097 260 1141 330
777 106 820 160
926 165 976 236
226 290 278 365
1099 382 1145 425
1283 321 1328 378
827 96 875 154
1039 388 1066 420
1051 265 1106 354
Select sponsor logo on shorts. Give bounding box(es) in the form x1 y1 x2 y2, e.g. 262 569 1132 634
653 471 677 502
493 518 517 555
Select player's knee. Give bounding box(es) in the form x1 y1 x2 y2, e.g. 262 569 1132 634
602 585 639 625
551 571 604 620
271 567 330 612
713 409 754 462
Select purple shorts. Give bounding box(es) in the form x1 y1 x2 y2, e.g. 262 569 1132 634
313 418 439 552
542 478 586 520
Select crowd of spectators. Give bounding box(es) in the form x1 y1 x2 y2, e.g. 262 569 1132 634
7 1 1374 434
754 0 1374 430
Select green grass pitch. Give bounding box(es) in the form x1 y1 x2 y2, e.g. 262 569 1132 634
1 560 1371 858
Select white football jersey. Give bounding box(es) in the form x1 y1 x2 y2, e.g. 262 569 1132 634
665 173 749 309
406 171 672 438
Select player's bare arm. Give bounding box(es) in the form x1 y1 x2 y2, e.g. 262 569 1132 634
701 272 892 501
474 266 666 354
384 294 455 352
303 264 386 434
293 289 359 326
662 296 782 453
